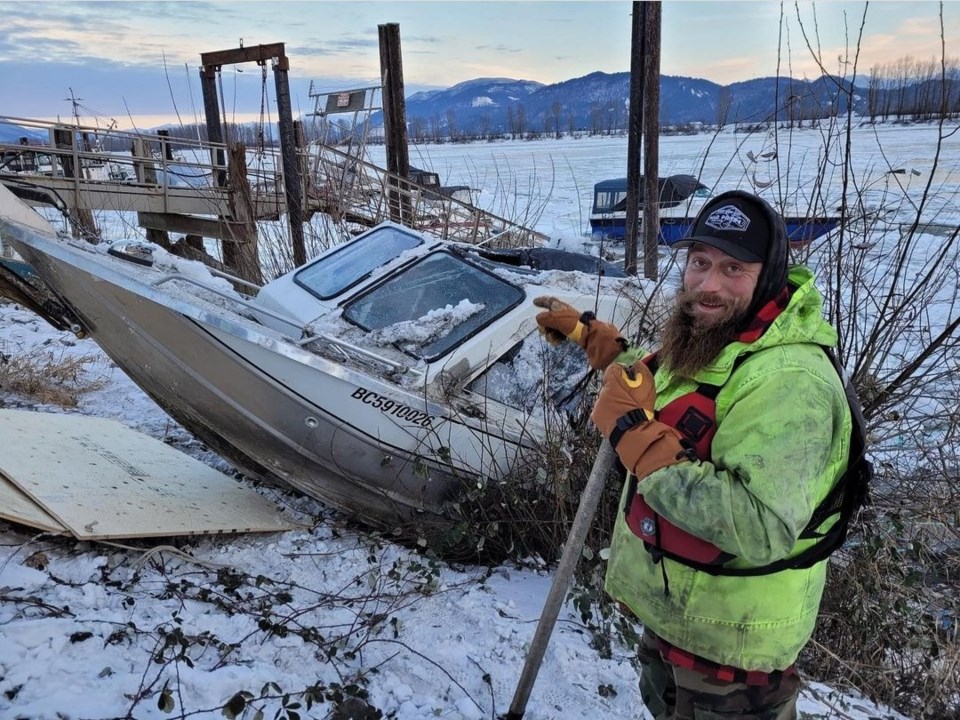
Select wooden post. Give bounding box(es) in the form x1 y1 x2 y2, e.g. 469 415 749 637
379 22 411 225
157 129 175 161
199 66 227 186
131 138 157 184
132 138 171 248
293 119 313 220
624 2 646 275
642 2 662 281
272 53 306 267
53 127 98 241
224 142 263 287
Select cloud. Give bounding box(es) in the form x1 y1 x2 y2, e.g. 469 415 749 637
0 11 200 67
403 35 442 45
474 44 523 54
287 35 379 58
897 16 941 36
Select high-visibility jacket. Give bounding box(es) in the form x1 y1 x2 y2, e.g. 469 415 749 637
604 265 852 672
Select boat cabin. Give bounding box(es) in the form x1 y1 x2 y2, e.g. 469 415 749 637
409 166 472 204
590 174 709 215
589 174 710 242
253 222 632 412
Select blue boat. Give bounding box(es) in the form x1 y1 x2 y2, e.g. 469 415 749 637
589 175 841 244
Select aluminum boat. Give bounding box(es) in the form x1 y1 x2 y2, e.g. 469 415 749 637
0 185 639 539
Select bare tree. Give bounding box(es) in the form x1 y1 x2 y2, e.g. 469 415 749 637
867 63 882 122
477 113 491 141
551 100 563 139
786 4 960 716
590 102 602 135
716 86 732 129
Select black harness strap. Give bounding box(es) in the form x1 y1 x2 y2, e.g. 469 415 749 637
636 347 870 576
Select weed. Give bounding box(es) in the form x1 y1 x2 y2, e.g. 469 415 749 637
0 346 105 407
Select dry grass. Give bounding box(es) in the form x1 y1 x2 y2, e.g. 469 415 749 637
0 347 106 407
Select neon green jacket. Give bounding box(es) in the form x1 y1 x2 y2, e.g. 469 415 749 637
604 265 852 671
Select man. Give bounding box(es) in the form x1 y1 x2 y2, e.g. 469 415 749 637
535 190 852 720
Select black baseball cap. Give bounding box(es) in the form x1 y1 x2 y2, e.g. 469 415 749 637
676 190 790 322
674 193 773 262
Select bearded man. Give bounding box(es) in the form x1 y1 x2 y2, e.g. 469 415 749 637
535 190 853 720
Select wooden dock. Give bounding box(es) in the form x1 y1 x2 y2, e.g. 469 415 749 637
0 116 547 249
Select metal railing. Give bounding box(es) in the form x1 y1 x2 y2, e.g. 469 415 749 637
0 115 283 219
1 115 549 249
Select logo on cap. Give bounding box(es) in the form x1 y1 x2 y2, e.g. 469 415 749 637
704 205 751 232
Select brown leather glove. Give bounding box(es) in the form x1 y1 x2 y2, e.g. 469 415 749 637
591 361 690 478
533 296 627 370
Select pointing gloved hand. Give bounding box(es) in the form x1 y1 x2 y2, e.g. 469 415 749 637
591 360 692 478
533 296 628 370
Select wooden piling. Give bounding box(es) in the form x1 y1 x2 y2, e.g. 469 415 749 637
157 129 175 161
52 127 98 242
272 53 306 267
624 1 663 280
642 2 662 281
624 2 646 275
224 142 263 287
379 23 411 225
132 137 171 248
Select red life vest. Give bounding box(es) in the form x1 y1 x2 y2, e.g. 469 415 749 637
621 347 872 577
622 353 736 566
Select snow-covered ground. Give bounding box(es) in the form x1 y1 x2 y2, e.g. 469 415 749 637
3 123 954 720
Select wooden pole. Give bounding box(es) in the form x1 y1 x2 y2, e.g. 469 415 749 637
199 66 227 186
379 22 411 225
224 142 263 287
505 441 617 719
293 119 314 221
642 2 662 281
52 127 98 241
624 1 646 275
157 129 175 161
132 137 170 249
272 53 306 267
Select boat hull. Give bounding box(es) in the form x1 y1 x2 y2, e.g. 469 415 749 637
589 215 841 243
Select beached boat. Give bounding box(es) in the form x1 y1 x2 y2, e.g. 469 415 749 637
589 175 842 244
0 184 638 538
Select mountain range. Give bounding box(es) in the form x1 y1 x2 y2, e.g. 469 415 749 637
0 124 47 144
3 70 955 146
393 71 957 138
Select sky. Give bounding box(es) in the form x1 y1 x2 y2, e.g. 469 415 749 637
0 1 956 129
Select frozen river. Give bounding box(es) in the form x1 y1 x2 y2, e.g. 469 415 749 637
368 123 960 243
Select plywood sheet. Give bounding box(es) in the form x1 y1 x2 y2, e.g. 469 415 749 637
0 410 295 539
0 472 67 534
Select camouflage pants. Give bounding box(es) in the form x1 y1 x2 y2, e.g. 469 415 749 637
637 630 800 720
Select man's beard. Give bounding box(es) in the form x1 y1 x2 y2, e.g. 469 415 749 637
658 288 751 379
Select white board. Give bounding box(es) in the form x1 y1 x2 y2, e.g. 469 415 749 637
0 410 296 539
0 472 67 534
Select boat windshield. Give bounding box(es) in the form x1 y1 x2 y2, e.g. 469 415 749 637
342 251 524 361
593 189 626 214
294 225 423 300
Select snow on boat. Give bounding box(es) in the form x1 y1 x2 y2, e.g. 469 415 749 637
0 185 639 539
